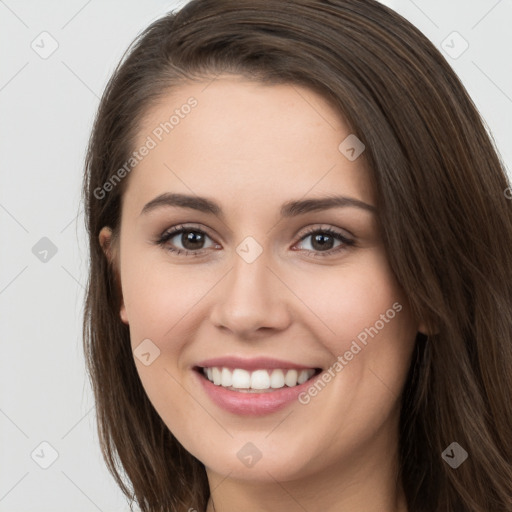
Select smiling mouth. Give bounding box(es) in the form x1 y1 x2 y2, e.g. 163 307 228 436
194 366 322 393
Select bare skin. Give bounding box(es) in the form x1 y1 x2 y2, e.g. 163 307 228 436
100 75 426 512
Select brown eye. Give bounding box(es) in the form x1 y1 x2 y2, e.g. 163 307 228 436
309 232 336 251
156 226 218 255
180 230 207 250
295 227 354 256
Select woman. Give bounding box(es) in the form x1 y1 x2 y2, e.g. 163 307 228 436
81 1 512 511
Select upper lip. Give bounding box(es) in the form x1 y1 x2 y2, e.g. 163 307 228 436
195 356 321 372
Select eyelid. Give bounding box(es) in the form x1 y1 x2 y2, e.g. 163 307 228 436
157 223 219 248
162 223 354 241
159 222 216 240
296 224 354 240
292 225 355 255
155 223 355 257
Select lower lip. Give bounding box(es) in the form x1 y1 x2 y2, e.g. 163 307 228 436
194 369 321 416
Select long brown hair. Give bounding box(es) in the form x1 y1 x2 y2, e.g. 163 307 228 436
81 1 512 510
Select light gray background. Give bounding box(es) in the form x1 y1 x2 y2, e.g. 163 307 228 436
1 0 510 510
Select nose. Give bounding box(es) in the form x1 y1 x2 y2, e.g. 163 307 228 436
209 247 292 338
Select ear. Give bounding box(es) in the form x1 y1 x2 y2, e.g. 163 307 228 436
418 319 438 336
98 226 129 325
418 321 428 335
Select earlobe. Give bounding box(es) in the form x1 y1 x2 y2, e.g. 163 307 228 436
418 320 438 336
98 226 129 325
120 304 129 324
99 226 113 262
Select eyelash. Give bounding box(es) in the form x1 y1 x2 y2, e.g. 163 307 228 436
155 224 355 258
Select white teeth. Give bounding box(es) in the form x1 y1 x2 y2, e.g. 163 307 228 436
297 369 310 385
201 367 316 390
270 369 285 389
284 369 298 387
212 367 222 385
221 368 232 387
231 369 251 389
250 369 270 389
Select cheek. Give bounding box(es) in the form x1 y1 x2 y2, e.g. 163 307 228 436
287 250 407 350
119 245 213 343
286 249 417 419
118 250 205 432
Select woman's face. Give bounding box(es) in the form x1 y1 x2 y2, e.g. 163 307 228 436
101 75 422 483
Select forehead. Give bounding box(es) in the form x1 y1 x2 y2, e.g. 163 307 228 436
124 75 375 217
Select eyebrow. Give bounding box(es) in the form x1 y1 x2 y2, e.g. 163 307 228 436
139 192 376 218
